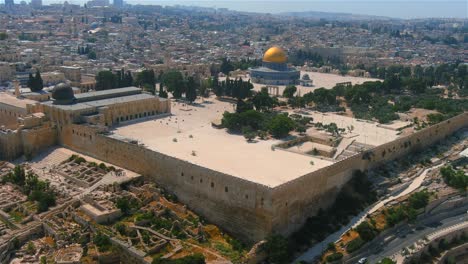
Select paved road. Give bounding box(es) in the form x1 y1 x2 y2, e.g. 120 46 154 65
294 163 443 263
358 208 468 264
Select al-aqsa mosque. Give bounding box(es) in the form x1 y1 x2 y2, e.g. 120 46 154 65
249 46 300 85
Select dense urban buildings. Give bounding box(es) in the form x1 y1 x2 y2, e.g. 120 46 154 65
0 1 466 264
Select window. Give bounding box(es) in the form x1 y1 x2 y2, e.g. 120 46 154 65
181 172 184 176
224 186 228 192
211 182 214 188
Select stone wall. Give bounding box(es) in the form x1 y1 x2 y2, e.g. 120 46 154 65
271 112 468 236
21 124 57 158
60 113 468 242
60 124 274 242
0 124 57 160
0 129 22 160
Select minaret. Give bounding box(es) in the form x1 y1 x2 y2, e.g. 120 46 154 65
14 79 20 97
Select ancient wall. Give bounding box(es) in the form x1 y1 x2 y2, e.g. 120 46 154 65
59 113 467 242
0 124 57 161
271 112 468 236
0 129 22 160
21 125 57 158
60 124 274 242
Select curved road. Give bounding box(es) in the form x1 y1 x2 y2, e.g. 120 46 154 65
295 163 443 263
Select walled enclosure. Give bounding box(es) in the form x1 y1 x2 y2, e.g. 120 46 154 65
59 113 467 242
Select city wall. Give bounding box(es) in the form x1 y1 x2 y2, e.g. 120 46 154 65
0 125 57 160
59 112 467 242
60 124 274 242
271 112 468 236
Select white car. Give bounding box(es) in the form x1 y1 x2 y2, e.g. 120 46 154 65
358 257 368 264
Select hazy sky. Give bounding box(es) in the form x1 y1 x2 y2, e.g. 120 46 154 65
11 0 468 19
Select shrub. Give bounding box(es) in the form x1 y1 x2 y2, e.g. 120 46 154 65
326 252 343 262
346 237 364 253
263 234 290 264
356 221 376 242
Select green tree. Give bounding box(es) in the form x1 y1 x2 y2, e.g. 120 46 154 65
263 235 290 264
87 50 97 60
185 76 198 103
251 88 277 111
162 71 185 98
29 70 44 92
135 69 156 92
355 221 376 241
408 191 429 209
268 114 295 138
242 126 256 142
0 32 8 40
116 197 130 215
96 71 117 90
94 232 111 252
283 85 297 98
220 58 234 75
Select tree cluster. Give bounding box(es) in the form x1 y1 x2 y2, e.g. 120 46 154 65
134 69 156 94
440 166 467 191
27 70 44 92
2 165 56 213
218 58 260 75
95 69 133 91
161 71 199 102
213 76 253 100
222 110 296 139
385 190 429 227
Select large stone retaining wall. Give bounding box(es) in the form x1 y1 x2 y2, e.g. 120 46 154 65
271 112 468 236
60 113 468 242
61 124 274 242
0 125 57 160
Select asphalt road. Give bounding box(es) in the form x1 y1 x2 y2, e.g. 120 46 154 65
353 207 468 264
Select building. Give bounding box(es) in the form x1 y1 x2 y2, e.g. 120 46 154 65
249 46 300 85
113 0 123 8
0 62 13 83
42 84 170 127
30 0 42 8
4 0 14 10
86 0 109 8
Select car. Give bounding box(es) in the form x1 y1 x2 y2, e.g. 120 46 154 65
358 257 368 264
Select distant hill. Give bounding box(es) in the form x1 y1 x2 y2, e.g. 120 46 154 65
278 11 395 21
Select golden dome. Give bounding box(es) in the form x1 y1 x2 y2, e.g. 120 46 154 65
263 46 287 63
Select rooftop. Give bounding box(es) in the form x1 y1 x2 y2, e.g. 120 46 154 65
0 92 36 109
111 97 334 187
43 93 157 111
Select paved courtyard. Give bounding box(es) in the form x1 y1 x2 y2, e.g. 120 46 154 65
112 97 334 187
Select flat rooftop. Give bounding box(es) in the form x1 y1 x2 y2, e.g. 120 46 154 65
111 95 403 187
75 86 142 103
0 92 36 109
42 93 157 111
111 97 335 187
